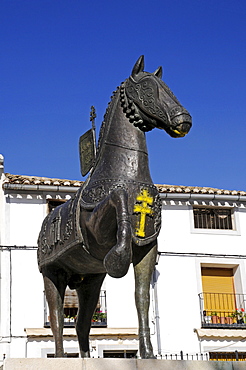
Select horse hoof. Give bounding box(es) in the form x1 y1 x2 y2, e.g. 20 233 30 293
139 330 156 359
104 220 132 278
104 246 131 278
142 354 157 359
81 350 90 358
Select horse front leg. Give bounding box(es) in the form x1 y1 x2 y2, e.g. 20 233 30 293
43 269 67 357
134 243 157 359
85 188 132 278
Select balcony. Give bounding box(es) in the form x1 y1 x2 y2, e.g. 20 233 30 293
44 290 107 328
199 292 246 329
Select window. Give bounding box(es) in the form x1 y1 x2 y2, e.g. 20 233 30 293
47 199 66 213
47 353 79 358
209 352 246 361
63 287 78 326
103 350 137 358
91 290 107 327
44 289 107 328
193 207 233 230
202 267 236 317
199 267 246 327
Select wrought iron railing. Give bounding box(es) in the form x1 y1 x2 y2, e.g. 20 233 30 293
157 351 209 361
44 289 107 327
156 351 246 361
199 292 246 328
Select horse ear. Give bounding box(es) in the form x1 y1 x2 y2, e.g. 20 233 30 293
153 66 163 79
131 55 144 77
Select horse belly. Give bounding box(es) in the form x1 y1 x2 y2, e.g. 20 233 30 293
55 244 106 275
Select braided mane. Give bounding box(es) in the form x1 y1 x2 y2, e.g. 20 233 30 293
96 86 120 155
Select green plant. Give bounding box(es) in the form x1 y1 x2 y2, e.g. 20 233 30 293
92 311 107 322
211 311 218 316
231 308 245 319
99 312 107 319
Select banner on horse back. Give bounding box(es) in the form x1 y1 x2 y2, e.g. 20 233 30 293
79 128 96 177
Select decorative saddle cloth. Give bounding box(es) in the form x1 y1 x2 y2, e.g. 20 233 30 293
38 179 162 270
37 187 84 270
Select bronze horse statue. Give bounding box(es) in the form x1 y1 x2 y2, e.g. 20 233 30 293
38 56 192 358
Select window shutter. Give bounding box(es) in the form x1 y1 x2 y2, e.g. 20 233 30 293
201 268 235 314
202 268 235 294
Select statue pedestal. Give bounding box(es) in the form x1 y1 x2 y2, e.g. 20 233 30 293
3 358 244 369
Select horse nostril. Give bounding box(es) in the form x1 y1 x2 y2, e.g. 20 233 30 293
171 122 192 137
179 122 192 134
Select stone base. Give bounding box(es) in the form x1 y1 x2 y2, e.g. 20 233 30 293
3 358 246 370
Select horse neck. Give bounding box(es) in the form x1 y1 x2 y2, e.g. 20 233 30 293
90 88 153 184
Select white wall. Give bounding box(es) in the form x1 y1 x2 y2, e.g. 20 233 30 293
159 199 246 255
155 256 200 354
106 265 138 328
6 196 45 246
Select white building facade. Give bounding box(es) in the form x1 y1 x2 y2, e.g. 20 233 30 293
1 154 246 363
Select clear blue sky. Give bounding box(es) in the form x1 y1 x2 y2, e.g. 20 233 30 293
1 0 246 191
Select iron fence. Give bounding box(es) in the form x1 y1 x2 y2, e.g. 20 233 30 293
157 351 209 361
156 351 246 361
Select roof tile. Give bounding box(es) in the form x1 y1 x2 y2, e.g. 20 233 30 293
3 173 246 197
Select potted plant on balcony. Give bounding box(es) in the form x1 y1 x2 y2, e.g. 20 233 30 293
92 310 107 324
92 312 99 322
225 315 233 325
203 310 211 324
64 314 71 322
231 308 245 324
204 316 211 324
220 316 226 324
99 311 107 322
211 312 219 324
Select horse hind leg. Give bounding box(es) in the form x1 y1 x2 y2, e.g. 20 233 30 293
75 273 106 357
43 269 67 357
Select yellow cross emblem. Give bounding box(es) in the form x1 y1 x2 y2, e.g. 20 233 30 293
133 189 153 237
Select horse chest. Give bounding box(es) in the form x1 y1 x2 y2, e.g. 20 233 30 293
82 180 162 246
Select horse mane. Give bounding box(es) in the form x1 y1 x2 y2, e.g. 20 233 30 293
96 84 121 156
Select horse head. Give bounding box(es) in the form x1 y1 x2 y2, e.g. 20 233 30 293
120 55 192 137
